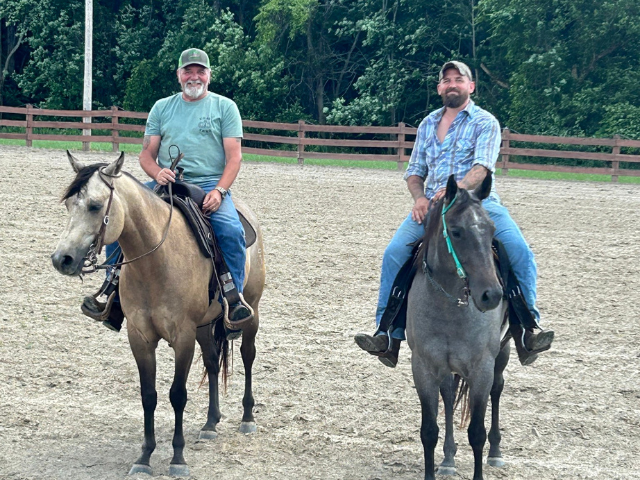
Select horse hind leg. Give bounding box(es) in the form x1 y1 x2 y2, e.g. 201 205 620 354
128 332 159 476
168 335 196 477
436 374 458 476
487 343 511 467
196 323 222 440
238 307 259 434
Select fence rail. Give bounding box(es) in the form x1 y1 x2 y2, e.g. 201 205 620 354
1 105 639 181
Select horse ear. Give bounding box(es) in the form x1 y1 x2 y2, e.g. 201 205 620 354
66 150 85 173
444 174 458 204
103 152 125 176
473 170 492 200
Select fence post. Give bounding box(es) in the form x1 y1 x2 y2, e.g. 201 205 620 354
111 106 120 152
397 122 406 171
501 127 510 175
82 111 91 152
25 104 33 147
611 134 620 183
297 120 305 165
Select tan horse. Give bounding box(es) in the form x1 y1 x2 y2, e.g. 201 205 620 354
51 152 265 477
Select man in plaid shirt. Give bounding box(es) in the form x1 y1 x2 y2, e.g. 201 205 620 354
354 61 554 367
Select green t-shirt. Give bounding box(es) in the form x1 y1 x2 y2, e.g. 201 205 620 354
145 92 243 184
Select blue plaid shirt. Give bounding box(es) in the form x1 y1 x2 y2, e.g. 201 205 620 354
404 100 501 200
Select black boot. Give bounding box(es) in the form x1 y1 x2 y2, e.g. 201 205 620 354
102 302 125 332
512 325 554 366
354 333 401 368
81 291 124 332
223 301 253 341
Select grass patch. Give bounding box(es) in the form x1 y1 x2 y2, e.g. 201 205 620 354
1 138 638 183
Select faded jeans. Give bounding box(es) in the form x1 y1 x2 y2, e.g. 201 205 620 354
376 194 539 340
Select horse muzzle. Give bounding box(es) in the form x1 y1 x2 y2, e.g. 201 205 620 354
51 248 86 276
471 284 503 313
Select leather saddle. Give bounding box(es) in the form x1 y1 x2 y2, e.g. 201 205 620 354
155 180 257 260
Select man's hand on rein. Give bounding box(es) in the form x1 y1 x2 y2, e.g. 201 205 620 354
155 168 176 185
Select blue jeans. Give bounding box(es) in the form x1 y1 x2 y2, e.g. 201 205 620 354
376 194 539 340
105 179 246 299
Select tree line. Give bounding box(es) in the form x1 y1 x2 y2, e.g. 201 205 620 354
2 0 639 140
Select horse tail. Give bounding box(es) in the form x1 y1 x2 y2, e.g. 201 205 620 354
198 319 230 393
213 318 230 393
452 374 471 428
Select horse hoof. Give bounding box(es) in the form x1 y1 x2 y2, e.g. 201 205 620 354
199 429 218 440
487 456 505 467
436 465 456 475
169 464 190 477
129 464 152 476
239 421 257 434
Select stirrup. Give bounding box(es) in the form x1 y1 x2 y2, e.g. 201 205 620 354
81 291 117 322
222 293 254 331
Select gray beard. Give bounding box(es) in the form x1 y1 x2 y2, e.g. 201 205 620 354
442 91 468 109
183 82 206 99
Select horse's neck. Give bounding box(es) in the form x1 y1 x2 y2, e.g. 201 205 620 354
116 176 170 256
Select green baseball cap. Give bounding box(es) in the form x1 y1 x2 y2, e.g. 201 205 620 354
178 48 210 69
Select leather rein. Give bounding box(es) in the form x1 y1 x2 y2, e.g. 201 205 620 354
81 154 183 275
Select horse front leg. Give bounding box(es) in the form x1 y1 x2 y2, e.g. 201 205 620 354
412 358 441 480
466 364 494 480
488 343 510 467
168 335 196 477
196 324 222 439
437 374 458 475
238 312 259 433
128 331 159 476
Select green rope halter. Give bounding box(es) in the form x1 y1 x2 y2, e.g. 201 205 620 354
441 194 467 279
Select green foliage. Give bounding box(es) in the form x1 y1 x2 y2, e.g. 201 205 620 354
479 0 640 136
1 0 639 145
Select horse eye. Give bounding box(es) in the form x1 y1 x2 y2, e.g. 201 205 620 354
88 201 103 212
450 228 462 239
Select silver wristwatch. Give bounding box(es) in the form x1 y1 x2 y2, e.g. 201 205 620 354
214 186 228 198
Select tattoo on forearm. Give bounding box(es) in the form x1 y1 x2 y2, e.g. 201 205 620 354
459 165 488 190
142 136 150 150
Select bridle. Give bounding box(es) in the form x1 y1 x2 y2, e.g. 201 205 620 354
422 193 470 306
81 153 183 274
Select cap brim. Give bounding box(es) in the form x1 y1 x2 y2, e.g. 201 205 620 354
181 62 208 68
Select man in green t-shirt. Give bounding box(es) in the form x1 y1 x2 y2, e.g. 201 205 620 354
83 48 251 338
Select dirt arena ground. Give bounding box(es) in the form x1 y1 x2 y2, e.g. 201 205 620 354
0 145 639 480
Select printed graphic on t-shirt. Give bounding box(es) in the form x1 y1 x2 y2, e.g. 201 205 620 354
198 117 212 135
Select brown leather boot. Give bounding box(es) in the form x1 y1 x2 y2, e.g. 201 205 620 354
354 333 401 368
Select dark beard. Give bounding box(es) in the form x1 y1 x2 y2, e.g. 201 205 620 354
442 90 469 108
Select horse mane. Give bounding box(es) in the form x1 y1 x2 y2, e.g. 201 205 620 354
61 163 107 201
61 163 149 202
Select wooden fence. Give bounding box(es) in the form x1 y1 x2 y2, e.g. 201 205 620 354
1 105 639 181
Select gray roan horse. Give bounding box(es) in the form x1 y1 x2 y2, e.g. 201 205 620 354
51 153 265 477
406 173 510 480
